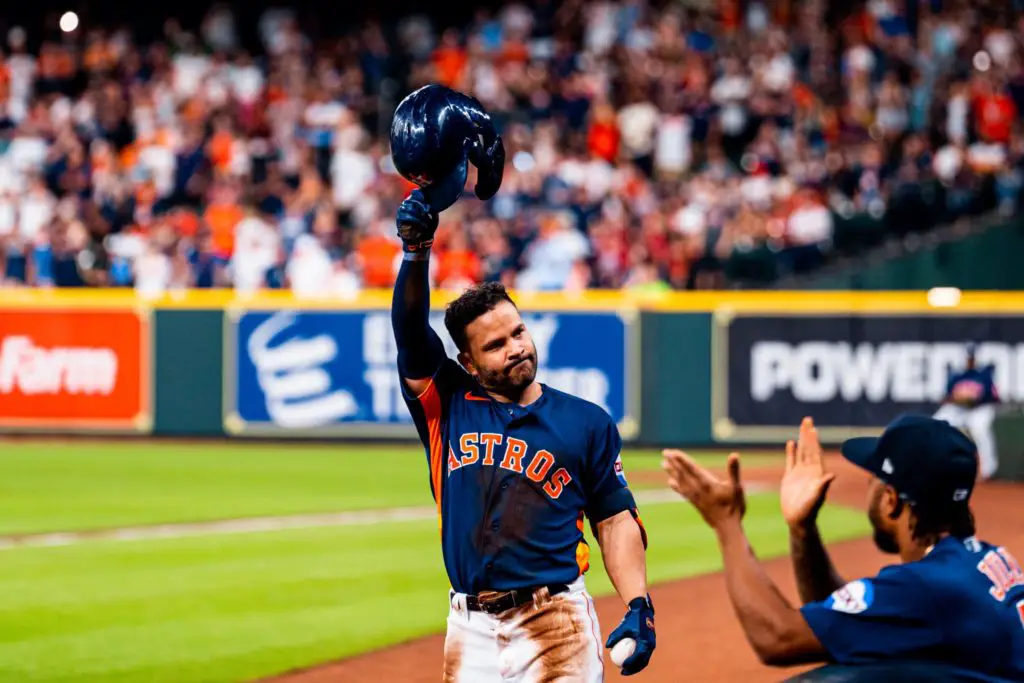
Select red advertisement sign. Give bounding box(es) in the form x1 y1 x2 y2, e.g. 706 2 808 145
0 309 150 430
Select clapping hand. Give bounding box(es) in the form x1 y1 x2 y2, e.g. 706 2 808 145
662 450 746 530
780 417 835 529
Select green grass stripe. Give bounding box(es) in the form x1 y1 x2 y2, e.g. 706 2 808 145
0 442 774 535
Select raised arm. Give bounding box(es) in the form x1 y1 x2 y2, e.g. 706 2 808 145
781 419 845 604
789 519 846 605
392 190 446 397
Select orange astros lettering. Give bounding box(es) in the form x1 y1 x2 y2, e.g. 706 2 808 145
543 468 572 499
452 433 573 499
460 433 480 466
525 450 554 483
447 446 462 474
500 438 527 473
480 433 502 466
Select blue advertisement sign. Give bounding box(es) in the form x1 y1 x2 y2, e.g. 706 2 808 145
225 309 636 438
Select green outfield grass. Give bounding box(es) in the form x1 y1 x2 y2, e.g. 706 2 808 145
0 442 762 535
0 441 868 683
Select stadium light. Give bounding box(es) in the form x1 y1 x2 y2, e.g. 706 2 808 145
59 11 79 32
927 287 962 308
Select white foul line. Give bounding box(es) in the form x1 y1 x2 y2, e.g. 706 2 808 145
0 483 770 551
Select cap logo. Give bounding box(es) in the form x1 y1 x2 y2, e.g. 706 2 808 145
953 488 969 502
882 459 894 474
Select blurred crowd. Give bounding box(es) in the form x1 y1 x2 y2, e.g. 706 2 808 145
0 0 1022 295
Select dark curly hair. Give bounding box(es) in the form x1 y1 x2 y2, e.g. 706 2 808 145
890 498 977 546
444 282 517 352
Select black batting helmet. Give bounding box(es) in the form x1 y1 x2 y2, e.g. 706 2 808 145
389 84 505 213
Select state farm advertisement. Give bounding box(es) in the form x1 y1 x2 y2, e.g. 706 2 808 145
0 310 150 431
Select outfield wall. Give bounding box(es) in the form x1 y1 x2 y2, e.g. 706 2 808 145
2 289 1023 446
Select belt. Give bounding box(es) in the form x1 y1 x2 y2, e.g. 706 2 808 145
464 583 570 615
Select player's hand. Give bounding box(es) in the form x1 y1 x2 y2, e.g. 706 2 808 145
605 594 656 676
780 417 835 530
396 189 439 253
662 450 746 528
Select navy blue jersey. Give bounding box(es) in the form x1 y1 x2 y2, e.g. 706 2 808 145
946 367 1000 406
800 536 1024 681
403 358 646 594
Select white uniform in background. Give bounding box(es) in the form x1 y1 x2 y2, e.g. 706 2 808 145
933 360 1000 480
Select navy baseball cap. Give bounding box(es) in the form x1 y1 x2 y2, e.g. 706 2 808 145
840 414 979 508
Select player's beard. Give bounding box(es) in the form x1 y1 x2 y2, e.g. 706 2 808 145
477 350 538 398
868 485 900 554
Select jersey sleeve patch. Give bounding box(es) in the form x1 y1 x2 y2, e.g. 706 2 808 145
824 579 875 614
800 567 942 664
614 453 628 486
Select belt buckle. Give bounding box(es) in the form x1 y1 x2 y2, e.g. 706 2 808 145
477 590 508 615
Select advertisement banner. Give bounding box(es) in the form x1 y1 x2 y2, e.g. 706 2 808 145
225 309 637 438
712 313 1024 442
0 309 151 431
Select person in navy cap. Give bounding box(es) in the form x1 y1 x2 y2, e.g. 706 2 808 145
934 343 1001 480
662 415 1024 681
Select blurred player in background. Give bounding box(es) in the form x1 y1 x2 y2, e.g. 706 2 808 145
934 344 1000 480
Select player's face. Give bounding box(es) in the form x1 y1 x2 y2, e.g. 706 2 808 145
867 477 901 555
462 301 538 394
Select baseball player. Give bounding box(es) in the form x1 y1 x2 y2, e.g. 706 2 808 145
662 415 1023 681
934 344 1001 480
389 84 655 682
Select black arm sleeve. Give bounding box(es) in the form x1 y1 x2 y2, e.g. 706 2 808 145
391 255 447 380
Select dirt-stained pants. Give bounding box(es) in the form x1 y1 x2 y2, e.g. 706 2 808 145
443 576 605 683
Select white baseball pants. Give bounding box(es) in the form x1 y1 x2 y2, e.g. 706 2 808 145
442 576 605 683
934 403 999 479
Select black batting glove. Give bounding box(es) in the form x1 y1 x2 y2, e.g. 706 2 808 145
396 189 439 254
